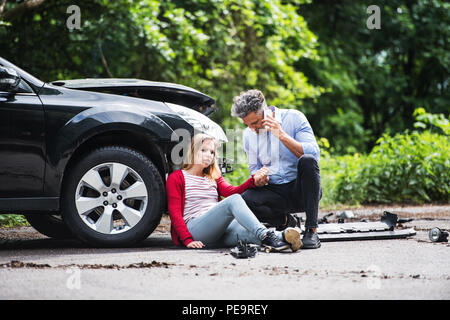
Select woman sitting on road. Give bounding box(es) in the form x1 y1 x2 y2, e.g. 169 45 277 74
166 133 301 251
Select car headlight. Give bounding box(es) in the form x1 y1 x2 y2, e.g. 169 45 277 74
166 102 228 143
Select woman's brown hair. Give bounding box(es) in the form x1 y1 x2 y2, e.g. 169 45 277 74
181 133 221 180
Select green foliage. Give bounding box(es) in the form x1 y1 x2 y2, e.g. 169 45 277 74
0 215 29 227
319 155 361 206
338 131 448 204
299 0 450 153
223 163 250 186
0 0 322 128
413 107 450 135
321 109 449 205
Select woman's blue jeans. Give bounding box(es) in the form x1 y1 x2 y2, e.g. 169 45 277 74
186 194 279 248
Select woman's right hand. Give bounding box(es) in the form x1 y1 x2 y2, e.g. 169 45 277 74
254 166 269 187
187 241 205 249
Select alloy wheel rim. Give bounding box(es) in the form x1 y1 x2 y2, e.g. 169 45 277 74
75 162 148 234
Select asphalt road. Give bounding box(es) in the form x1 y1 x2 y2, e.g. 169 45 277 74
1 205 449 300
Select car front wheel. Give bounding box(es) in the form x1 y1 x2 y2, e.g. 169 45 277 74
61 146 165 247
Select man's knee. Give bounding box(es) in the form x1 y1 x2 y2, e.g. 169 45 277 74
241 189 259 207
297 154 319 172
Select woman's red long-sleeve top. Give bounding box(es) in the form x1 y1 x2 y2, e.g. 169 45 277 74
166 170 255 246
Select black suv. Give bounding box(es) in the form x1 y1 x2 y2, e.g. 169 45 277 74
0 56 229 247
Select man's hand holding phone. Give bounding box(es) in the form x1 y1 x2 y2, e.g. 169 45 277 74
262 107 283 139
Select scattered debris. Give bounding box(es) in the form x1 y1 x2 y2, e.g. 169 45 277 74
0 260 174 270
428 227 449 242
125 261 172 269
0 260 51 269
336 211 355 219
318 213 333 224
230 238 257 259
312 211 416 242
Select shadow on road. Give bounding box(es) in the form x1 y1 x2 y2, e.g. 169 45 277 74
0 233 177 252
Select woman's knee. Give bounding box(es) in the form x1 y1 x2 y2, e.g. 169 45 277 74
226 193 243 202
226 194 244 207
220 194 244 214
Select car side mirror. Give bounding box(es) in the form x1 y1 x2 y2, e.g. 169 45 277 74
0 66 21 92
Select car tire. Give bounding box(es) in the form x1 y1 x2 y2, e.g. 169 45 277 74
24 213 74 239
61 146 165 247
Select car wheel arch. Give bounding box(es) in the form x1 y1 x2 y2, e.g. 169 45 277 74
60 129 169 196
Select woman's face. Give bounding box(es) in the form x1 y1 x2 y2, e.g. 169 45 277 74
194 139 215 169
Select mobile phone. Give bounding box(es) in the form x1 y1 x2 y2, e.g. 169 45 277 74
263 107 275 128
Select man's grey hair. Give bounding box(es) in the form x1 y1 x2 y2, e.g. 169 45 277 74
231 89 266 118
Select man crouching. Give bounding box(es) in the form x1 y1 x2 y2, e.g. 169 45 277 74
231 89 322 249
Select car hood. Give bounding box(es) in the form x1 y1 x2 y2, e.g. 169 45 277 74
50 78 216 115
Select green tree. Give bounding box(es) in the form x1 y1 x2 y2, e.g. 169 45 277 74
0 0 322 127
298 0 449 153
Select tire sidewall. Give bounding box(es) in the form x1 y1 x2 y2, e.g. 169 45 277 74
62 146 164 247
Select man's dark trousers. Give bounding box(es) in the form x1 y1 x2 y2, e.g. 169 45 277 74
241 154 322 229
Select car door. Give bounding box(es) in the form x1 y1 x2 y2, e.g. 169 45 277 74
0 78 46 198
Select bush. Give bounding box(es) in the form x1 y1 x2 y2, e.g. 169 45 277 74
223 163 251 186
0 214 29 227
336 131 448 204
319 153 365 206
321 109 449 205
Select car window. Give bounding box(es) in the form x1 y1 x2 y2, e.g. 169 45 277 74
16 78 34 93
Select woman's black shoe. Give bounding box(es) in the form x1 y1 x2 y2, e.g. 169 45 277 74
261 230 290 251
